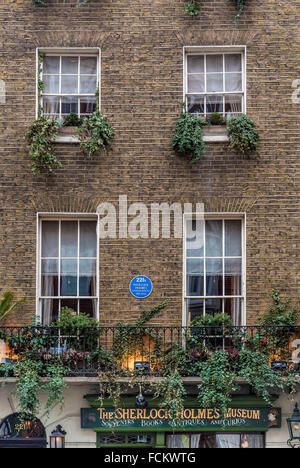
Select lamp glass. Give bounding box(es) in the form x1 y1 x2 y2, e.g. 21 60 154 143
291 421 300 438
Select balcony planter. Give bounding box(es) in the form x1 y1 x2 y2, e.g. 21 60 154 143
203 125 228 143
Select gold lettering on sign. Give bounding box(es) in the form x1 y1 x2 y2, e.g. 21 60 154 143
96 407 263 421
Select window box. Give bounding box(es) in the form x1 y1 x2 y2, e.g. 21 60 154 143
203 125 228 143
53 126 80 144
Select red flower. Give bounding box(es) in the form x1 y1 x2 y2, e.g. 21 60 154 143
264 338 268 343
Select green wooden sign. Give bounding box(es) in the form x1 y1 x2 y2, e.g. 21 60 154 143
81 407 281 431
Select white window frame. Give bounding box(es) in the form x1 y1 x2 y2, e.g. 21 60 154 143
183 46 247 118
182 213 246 328
36 48 101 119
36 212 100 324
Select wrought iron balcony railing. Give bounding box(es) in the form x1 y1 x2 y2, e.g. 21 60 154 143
0 325 299 377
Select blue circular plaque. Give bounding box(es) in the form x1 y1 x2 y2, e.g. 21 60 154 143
130 276 153 299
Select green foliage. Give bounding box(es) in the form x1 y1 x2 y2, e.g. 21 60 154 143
155 370 187 416
52 307 100 350
191 313 233 328
78 111 115 158
227 114 259 156
238 349 296 405
26 117 61 174
233 0 247 23
136 299 171 327
207 112 226 126
173 111 206 164
42 364 67 414
185 1 199 17
0 291 26 323
197 351 239 413
260 289 297 329
63 112 83 128
15 360 43 418
53 307 99 329
113 300 170 363
32 0 46 5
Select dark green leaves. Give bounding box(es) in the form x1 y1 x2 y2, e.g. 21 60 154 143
227 114 259 156
26 117 60 174
78 111 115 158
173 111 206 164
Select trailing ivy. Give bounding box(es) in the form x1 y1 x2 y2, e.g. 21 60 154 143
238 349 297 405
173 111 206 164
155 370 187 416
233 0 247 23
26 117 61 174
78 111 115 158
197 351 239 413
227 114 259 156
185 1 199 17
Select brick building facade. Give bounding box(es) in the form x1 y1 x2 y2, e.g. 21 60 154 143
0 0 299 449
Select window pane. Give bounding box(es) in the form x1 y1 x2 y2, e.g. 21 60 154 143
216 434 241 448
206 259 223 296
205 220 222 257
225 220 242 256
41 260 58 297
225 54 242 72
42 299 59 325
42 221 59 257
61 260 77 296
61 75 78 94
187 259 204 296
225 95 242 115
61 299 78 313
225 73 242 92
225 258 241 296
80 57 97 75
205 298 222 316
187 56 204 73
80 97 97 114
80 75 97 94
186 219 204 257
79 260 96 296
79 299 96 318
166 435 190 449
43 96 60 116
80 221 97 257
44 75 59 94
206 55 223 72
187 299 204 322
187 95 204 114
206 74 223 92
188 74 205 93
225 298 242 325
61 97 78 115
43 56 60 74
61 221 78 257
62 56 78 74
206 95 223 114
245 434 265 449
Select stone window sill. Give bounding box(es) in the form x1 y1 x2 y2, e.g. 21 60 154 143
52 127 80 144
203 125 228 143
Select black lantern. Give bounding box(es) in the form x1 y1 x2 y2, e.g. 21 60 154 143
287 404 300 448
135 385 148 410
50 425 66 449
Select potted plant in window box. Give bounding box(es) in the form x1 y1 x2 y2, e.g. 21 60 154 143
58 112 83 138
202 113 228 142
